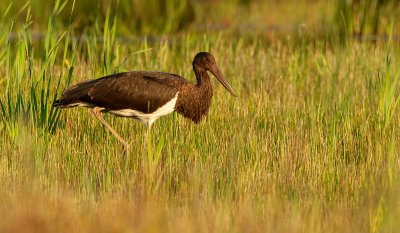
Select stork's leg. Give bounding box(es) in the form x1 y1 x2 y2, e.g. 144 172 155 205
91 107 129 153
145 121 153 156
146 121 153 136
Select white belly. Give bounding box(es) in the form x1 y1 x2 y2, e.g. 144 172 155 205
108 92 178 127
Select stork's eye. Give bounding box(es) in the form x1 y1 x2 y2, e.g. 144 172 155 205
206 57 211 62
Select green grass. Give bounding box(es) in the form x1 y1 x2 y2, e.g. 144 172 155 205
1 1 400 232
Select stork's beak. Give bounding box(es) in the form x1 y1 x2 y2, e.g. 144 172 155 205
210 66 237 97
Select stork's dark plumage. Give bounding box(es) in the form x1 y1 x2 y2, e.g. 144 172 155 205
53 52 237 149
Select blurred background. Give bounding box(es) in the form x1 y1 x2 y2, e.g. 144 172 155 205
2 0 400 44
1 1 400 232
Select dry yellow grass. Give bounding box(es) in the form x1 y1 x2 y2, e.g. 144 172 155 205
1 1 400 232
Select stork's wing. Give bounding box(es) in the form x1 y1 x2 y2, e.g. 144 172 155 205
54 71 187 113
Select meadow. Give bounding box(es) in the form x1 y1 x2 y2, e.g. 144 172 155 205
0 0 400 232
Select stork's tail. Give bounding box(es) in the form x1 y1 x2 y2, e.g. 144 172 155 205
53 79 98 108
52 99 65 108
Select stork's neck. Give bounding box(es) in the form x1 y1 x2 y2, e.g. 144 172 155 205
173 63 214 123
193 64 212 89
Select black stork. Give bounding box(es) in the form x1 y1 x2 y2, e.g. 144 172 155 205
53 52 237 149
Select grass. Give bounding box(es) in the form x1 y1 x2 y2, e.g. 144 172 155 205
1 1 400 232
334 0 400 43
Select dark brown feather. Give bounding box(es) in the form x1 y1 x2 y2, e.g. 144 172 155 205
175 69 213 123
53 71 187 113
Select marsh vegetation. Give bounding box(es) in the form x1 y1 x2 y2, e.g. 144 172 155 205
0 0 399 232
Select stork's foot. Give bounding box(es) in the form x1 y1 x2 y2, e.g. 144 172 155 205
121 142 129 156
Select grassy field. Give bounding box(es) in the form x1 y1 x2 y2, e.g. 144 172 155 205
1 0 400 232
